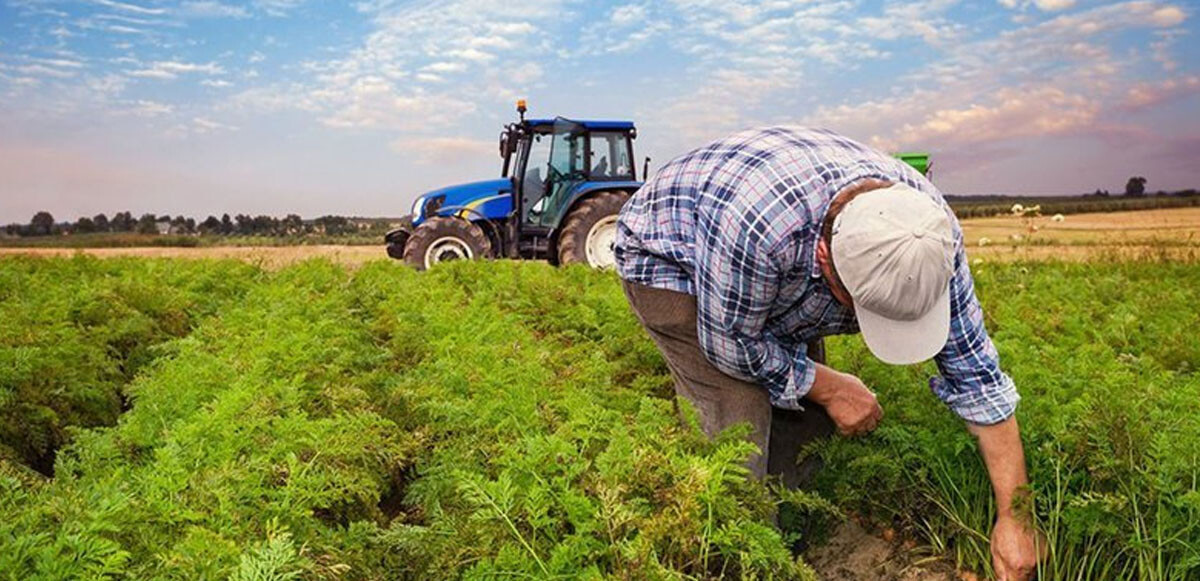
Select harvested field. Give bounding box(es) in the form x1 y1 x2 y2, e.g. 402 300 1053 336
3 207 1199 266
0 244 383 268
961 207 1200 247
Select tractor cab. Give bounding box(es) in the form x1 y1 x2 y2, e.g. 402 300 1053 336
499 107 641 262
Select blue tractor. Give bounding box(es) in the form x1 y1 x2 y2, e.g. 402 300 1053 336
386 100 645 269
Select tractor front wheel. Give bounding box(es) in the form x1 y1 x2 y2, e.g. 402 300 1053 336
402 217 492 271
557 191 629 268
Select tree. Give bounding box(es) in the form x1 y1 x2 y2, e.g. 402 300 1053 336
29 211 55 236
314 215 352 236
93 213 109 232
1125 176 1147 197
110 211 134 232
282 214 304 236
221 214 233 235
74 216 96 234
199 216 221 234
136 213 159 235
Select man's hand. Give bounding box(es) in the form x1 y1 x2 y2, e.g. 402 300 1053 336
991 513 1045 581
971 416 1046 581
807 364 883 436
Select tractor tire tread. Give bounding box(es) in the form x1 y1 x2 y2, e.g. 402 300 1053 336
402 217 493 270
557 191 629 267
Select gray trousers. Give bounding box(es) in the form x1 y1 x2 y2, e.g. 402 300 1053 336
622 279 834 487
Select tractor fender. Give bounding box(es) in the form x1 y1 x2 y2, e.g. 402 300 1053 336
547 183 641 264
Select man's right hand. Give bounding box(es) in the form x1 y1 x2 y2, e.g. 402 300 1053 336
807 364 883 436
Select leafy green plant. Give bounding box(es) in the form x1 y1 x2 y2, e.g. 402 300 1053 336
2 256 1197 580
0 256 259 473
814 260 1200 580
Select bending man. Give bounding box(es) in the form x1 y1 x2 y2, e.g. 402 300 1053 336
614 127 1041 581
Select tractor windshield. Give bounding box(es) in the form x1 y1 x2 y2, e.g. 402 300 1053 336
527 118 586 228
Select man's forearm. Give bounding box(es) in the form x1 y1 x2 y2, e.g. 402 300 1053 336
969 416 1029 518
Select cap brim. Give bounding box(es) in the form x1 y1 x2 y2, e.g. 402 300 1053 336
854 286 951 365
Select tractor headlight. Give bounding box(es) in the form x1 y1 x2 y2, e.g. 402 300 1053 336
411 196 424 218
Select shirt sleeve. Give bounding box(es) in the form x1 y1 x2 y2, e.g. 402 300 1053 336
930 233 1020 425
691 216 815 410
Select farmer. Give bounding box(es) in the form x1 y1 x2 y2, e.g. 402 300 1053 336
614 127 1042 580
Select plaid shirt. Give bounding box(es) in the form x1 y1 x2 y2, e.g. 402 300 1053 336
615 127 1018 425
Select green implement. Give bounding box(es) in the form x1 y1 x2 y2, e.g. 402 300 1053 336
894 152 931 176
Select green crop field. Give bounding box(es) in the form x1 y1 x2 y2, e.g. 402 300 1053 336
1 256 1197 580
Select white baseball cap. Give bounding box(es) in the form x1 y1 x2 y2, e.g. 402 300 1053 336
830 182 956 365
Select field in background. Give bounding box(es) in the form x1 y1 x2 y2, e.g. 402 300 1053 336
947 192 1200 219
0 232 382 248
4 206 1199 266
2 257 1196 580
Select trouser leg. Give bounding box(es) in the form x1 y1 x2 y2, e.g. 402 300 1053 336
621 280 835 486
621 280 772 478
766 339 835 489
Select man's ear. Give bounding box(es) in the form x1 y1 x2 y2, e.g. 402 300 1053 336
815 238 830 272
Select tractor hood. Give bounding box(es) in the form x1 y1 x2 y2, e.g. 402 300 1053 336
411 178 513 225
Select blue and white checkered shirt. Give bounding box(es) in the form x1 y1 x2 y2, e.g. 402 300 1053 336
614 127 1018 425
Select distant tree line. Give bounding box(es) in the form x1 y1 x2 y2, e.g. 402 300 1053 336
3 211 387 238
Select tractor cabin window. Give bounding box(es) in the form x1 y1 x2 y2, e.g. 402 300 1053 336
588 131 633 181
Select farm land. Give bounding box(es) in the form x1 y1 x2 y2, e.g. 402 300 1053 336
3 207 1200 267
1 207 1198 580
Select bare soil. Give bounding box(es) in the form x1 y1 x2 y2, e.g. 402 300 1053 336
808 522 962 581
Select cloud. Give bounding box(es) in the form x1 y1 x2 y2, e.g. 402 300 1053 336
318 76 476 131
254 0 305 17
129 99 173 117
896 87 1101 147
179 1 251 19
91 0 165 16
14 64 78 79
105 24 149 35
201 78 233 87
29 57 85 69
421 61 467 74
1120 75 1200 110
226 83 320 113
1149 4 1187 26
998 0 1076 11
191 116 238 132
126 61 225 80
303 0 562 134
610 4 647 26
389 136 494 163
858 0 964 45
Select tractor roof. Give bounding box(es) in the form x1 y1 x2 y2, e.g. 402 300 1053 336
527 118 635 131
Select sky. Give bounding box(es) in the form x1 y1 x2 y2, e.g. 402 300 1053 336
1 0 1197 222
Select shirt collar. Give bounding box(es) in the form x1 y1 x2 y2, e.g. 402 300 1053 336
810 199 832 279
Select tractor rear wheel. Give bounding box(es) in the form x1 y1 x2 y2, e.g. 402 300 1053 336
402 217 492 271
557 191 629 268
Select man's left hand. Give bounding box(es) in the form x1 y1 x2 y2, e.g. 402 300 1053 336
991 511 1046 580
